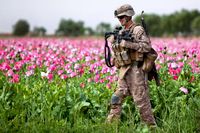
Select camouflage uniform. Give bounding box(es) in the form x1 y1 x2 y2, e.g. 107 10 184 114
107 4 156 126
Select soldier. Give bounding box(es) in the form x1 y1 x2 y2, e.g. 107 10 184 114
106 4 157 126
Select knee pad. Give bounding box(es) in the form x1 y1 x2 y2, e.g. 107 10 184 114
111 94 120 105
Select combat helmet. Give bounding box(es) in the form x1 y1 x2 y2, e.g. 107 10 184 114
114 4 135 17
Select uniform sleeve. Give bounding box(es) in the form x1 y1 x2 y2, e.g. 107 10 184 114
120 26 152 53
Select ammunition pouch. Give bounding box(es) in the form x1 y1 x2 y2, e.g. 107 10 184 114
114 48 157 71
113 50 144 68
114 50 132 67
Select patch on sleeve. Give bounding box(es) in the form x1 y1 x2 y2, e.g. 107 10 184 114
133 26 145 40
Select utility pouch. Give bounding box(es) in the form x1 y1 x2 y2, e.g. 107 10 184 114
120 51 132 65
142 48 158 72
113 58 120 68
115 53 125 66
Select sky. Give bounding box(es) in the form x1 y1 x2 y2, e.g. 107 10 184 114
0 0 200 34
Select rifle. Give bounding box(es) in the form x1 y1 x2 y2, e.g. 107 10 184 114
141 11 160 86
104 27 133 67
105 26 122 40
105 26 133 43
104 27 121 67
141 11 149 36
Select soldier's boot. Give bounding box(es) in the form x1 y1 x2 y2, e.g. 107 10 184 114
141 113 157 127
139 102 157 126
106 84 129 123
106 105 121 123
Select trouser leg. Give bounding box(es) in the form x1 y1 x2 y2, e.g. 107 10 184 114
126 66 156 125
107 78 130 122
134 86 156 125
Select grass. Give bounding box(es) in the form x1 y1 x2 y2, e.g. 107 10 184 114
0 73 199 133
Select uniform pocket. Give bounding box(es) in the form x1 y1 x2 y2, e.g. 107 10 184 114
134 68 145 86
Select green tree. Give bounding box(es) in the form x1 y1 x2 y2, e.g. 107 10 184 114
13 19 30 36
95 22 112 36
135 9 200 36
160 14 176 36
173 10 192 34
84 27 95 36
135 14 162 36
191 16 200 35
56 19 85 36
32 27 46 36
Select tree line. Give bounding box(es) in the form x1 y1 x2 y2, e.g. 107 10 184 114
12 9 200 37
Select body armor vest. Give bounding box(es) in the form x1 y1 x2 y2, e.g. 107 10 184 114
111 26 143 67
112 43 132 67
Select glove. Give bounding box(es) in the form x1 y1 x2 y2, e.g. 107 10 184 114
107 35 115 43
119 40 126 47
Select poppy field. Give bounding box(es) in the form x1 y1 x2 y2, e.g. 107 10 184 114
0 37 200 132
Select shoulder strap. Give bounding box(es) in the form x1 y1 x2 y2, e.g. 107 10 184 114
130 23 141 33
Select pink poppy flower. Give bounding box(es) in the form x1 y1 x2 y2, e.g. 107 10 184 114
179 87 188 94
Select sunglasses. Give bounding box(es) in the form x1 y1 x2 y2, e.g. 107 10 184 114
117 15 126 19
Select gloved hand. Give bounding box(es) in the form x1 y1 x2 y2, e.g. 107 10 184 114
107 35 115 43
119 40 126 47
120 40 140 50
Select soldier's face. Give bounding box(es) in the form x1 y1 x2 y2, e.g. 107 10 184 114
117 16 127 26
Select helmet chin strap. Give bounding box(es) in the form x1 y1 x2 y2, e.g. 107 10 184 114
123 17 132 29
125 17 129 23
